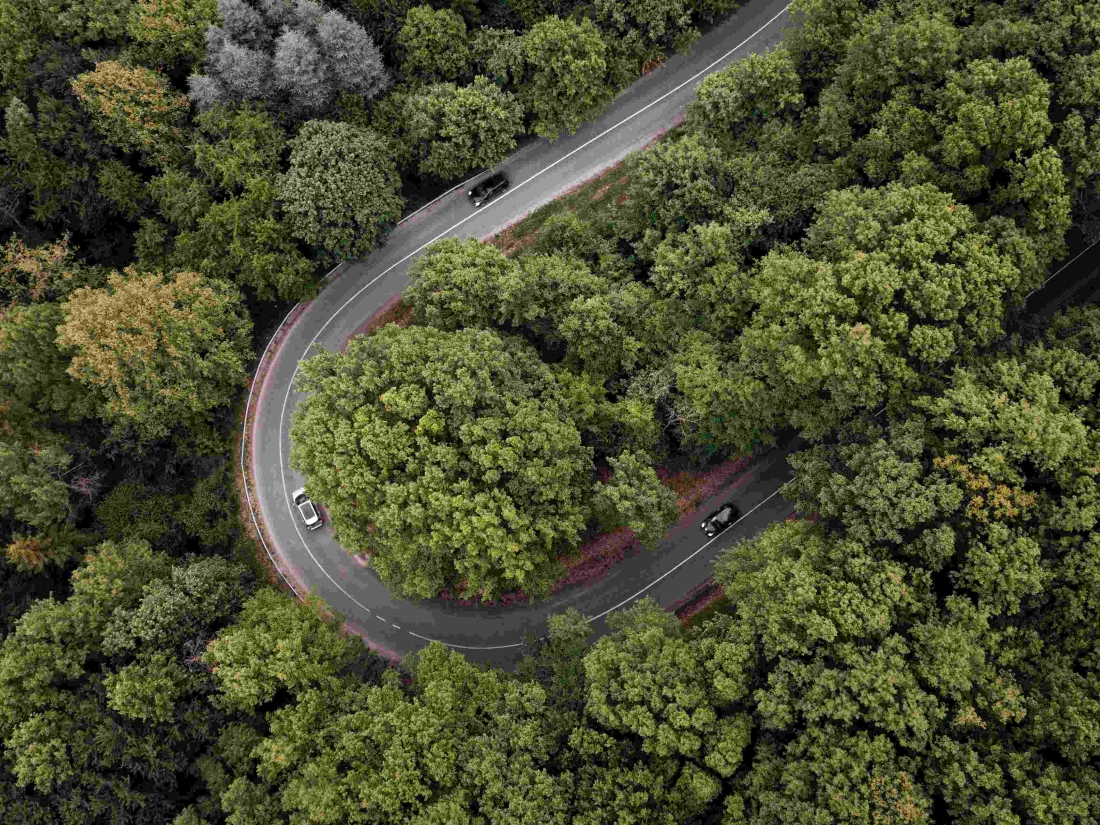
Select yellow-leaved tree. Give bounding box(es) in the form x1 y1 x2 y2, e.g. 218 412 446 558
57 268 252 443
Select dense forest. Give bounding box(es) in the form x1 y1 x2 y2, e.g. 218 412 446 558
3 0 1100 822
0 0 744 628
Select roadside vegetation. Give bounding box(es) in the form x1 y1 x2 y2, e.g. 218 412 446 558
3 0 1100 822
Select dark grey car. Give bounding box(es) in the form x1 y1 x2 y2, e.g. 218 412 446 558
701 502 740 537
468 171 509 207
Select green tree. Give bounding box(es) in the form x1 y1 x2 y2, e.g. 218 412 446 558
126 0 219 67
277 120 404 262
670 330 764 452
593 0 697 63
290 324 593 600
175 177 319 301
0 435 73 531
102 555 256 657
686 0 740 25
104 650 193 723
57 268 253 442
938 56 1054 195
558 283 653 379
714 519 929 659
137 105 317 302
0 0 135 89
585 597 753 774
470 26 526 90
730 182 1026 440
190 103 286 194
687 46 805 147
649 217 761 331
827 8 961 133
590 451 679 548
724 310 1100 822
0 302 95 429
781 0 871 86
224 642 572 825
788 419 965 552
0 97 92 229
620 130 734 258
517 607 593 724
203 590 363 713
521 16 614 140
405 236 518 331
0 540 174 736
400 77 524 179
0 545 264 824
396 4 470 81
497 253 609 345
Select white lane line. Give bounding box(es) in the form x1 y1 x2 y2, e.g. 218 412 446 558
403 630 526 650
273 5 795 652
391 623 401 629
1024 238 1100 300
588 477 795 623
280 3 794 364
237 261 347 600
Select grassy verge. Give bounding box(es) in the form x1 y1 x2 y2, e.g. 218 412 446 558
484 157 638 258
681 593 732 628
483 121 690 259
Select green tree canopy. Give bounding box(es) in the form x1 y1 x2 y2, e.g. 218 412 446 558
223 642 573 825
520 16 615 140
702 311 1100 823
399 76 524 179
620 130 735 258
0 302 95 430
687 46 805 148
290 324 593 600
277 120 404 263
125 0 219 67
405 236 518 331
729 182 1026 439
0 434 73 532
0 545 262 823
203 590 364 713
593 0 697 60
139 104 319 302
396 4 470 82
590 451 679 548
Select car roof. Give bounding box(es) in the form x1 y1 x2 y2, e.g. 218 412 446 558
475 172 505 189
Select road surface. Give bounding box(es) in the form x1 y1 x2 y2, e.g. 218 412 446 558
245 0 1099 669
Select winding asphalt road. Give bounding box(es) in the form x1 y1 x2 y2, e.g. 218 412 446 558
246 0 1099 670
247 0 797 668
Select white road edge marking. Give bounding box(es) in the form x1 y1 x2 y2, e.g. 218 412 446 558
589 476 795 623
1024 238 1100 300
275 3 798 652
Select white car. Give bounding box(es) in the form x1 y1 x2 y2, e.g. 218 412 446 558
292 488 322 531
